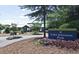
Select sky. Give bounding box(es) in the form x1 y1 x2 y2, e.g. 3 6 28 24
0 5 34 27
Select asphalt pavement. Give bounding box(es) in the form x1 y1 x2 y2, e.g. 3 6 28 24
0 35 43 47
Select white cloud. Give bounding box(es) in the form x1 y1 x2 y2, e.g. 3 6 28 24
0 15 35 27
22 9 26 11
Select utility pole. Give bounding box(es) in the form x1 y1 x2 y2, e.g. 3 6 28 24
43 5 46 38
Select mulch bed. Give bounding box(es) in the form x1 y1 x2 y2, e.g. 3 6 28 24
34 37 79 50
0 37 79 53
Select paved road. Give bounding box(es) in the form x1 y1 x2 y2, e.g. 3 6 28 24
0 35 43 48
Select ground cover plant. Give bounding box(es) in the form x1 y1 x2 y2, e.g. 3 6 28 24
33 37 79 50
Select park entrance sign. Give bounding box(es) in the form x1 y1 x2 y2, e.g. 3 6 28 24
48 29 77 41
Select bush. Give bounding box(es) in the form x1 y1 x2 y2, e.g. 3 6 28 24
48 20 65 29
33 39 44 45
68 20 79 31
33 39 79 50
32 31 40 35
59 20 79 31
33 39 49 46
59 23 69 29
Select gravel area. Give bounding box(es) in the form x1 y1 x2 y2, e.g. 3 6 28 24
0 38 79 54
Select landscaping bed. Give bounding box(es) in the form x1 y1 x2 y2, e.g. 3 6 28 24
0 37 79 53
33 37 79 50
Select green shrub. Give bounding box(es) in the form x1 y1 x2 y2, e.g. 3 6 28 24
59 20 79 31
59 23 70 29
47 20 65 29
32 31 40 35
33 39 50 46
33 39 44 45
68 20 79 31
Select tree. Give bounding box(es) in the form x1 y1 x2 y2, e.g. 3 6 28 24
4 27 10 33
47 20 65 29
47 5 79 29
66 6 79 22
47 5 70 29
48 5 70 22
0 24 5 30
32 23 41 31
10 23 18 31
19 5 56 38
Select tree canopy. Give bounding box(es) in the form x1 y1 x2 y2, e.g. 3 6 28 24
20 5 79 32
19 5 57 37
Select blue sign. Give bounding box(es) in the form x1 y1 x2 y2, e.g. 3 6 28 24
48 30 77 40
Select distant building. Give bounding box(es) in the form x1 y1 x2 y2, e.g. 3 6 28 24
21 25 31 33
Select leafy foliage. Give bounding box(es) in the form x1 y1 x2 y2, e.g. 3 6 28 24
59 20 79 31
65 6 79 22
48 5 70 20
4 27 11 33
47 20 65 29
59 23 69 29
20 5 56 19
32 31 40 35
47 5 79 31
20 5 79 32
68 20 79 31
32 23 41 31
20 5 57 37
0 24 5 30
